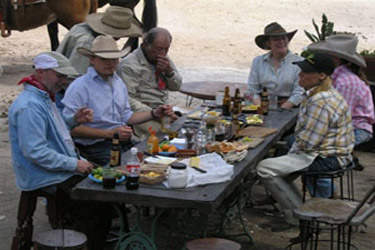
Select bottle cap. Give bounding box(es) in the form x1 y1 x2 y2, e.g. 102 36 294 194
131 147 138 154
113 132 120 139
171 162 187 170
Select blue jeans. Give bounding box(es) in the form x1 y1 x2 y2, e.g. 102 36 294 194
306 156 341 198
354 128 372 146
76 139 134 166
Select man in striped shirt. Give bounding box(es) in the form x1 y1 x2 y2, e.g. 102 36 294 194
256 52 354 231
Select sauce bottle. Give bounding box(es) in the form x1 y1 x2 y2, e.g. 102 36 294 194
260 87 269 115
109 132 121 167
147 127 159 154
222 86 232 116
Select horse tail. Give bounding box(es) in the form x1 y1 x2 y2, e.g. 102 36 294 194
142 0 157 32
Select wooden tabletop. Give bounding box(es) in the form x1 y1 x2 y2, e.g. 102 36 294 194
179 81 248 100
72 109 298 213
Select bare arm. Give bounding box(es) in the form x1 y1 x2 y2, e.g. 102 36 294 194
71 125 133 141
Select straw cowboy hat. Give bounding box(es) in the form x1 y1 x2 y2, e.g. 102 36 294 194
307 34 366 68
255 22 297 50
78 35 130 59
86 6 143 38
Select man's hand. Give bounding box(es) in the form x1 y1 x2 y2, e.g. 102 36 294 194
76 160 93 174
154 105 178 120
113 126 133 141
156 55 172 75
74 108 94 124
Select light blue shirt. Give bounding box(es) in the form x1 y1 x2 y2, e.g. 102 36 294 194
62 67 133 145
8 84 78 191
247 51 304 105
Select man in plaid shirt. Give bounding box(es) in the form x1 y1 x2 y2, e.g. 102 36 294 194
256 52 355 231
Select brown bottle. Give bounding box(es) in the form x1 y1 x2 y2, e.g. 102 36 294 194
260 87 269 115
109 132 121 167
232 112 241 133
222 86 232 116
233 88 242 114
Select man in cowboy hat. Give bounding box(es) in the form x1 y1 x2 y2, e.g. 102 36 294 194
248 22 304 109
9 51 112 250
117 27 182 140
57 5 143 75
62 35 175 165
256 52 354 231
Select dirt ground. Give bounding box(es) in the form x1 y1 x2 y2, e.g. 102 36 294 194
1 0 375 249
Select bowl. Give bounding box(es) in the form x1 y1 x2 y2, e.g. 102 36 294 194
88 173 126 184
139 170 166 185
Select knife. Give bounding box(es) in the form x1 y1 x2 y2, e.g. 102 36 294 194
143 151 159 158
191 166 207 174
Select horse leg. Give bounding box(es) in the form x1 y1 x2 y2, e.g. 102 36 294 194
47 21 59 51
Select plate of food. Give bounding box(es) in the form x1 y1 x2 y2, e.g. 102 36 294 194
89 172 126 184
245 114 263 125
158 141 181 156
242 104 260 113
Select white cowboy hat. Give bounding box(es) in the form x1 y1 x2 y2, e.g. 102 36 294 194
86 6 143 38
308 34 366 68
255 22 297 50
78 35 130 59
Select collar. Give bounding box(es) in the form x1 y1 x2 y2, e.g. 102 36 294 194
306 77 332 98
331 65 348 85
17 74 55 101
262 50 292 62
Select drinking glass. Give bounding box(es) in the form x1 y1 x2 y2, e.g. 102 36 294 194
102 167 116 189
268 84 278 110
244 90 254 106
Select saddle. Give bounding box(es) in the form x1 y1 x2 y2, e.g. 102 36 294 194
1 0 55 37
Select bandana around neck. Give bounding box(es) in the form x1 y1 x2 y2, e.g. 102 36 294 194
17 75 55 101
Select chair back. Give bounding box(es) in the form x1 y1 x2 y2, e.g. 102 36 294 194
346 184 375 225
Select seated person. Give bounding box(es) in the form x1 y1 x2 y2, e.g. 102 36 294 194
57 5 142 75
256 52 354 231
304 34 375 196
62 35 175 165
9 51 111 250
248 22 304 109
117 27 182 139
309 34 375 146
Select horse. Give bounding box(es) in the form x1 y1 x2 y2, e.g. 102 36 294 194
0 0 157 50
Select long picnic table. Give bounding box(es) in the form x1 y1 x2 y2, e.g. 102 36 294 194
71 108 298 247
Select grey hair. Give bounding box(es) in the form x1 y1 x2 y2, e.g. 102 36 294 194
143 27 172 45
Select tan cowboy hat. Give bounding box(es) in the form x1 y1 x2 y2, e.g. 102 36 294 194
255 22 297 50
307 34 366 68
86 6 143 38
78 35 130 59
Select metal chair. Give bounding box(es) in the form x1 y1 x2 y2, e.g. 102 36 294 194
184 238 241 250
286 184 375 250
11 190 58 250
301 162 356 202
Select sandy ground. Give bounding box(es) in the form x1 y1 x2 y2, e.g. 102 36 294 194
1 0 375 249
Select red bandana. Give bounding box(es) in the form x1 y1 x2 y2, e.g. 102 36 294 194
155 71 167 91
17 75 55 101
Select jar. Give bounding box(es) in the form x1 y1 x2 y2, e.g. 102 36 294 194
168 162 188 188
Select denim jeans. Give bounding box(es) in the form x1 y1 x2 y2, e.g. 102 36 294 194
354 128 372 146
306 156 341 198
76 139 134 166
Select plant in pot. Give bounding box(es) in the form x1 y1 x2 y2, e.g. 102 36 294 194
360 50 375 82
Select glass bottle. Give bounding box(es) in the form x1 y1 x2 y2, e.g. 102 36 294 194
109 132 121 167
260 87 269 115
233 88 242 114
222 86 232 116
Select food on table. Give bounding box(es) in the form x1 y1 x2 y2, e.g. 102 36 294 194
189 157 200 167
159 141 178 153
219 141 236 153
242 104 260 111
246 114 263 125
91 167 123 181
140 171 161 178
205 143 221 153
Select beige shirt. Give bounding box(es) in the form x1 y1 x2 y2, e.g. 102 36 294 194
117 47 182 111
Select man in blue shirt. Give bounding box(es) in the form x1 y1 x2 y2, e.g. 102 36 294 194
63 35 175 165
9 51 111 250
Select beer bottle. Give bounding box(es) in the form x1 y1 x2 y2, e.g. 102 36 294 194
232 112 241 133
260 87 269 115
222 86 232 116
233 88 242 114
109 132 121 167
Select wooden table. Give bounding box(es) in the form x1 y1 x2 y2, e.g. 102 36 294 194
71 109 298 247
179 81 248 106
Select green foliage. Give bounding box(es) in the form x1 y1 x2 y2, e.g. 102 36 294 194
360 50 375 57
301 14 336 58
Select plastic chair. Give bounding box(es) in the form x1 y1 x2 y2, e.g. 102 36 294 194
301 162 356 202
286 184 375 250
